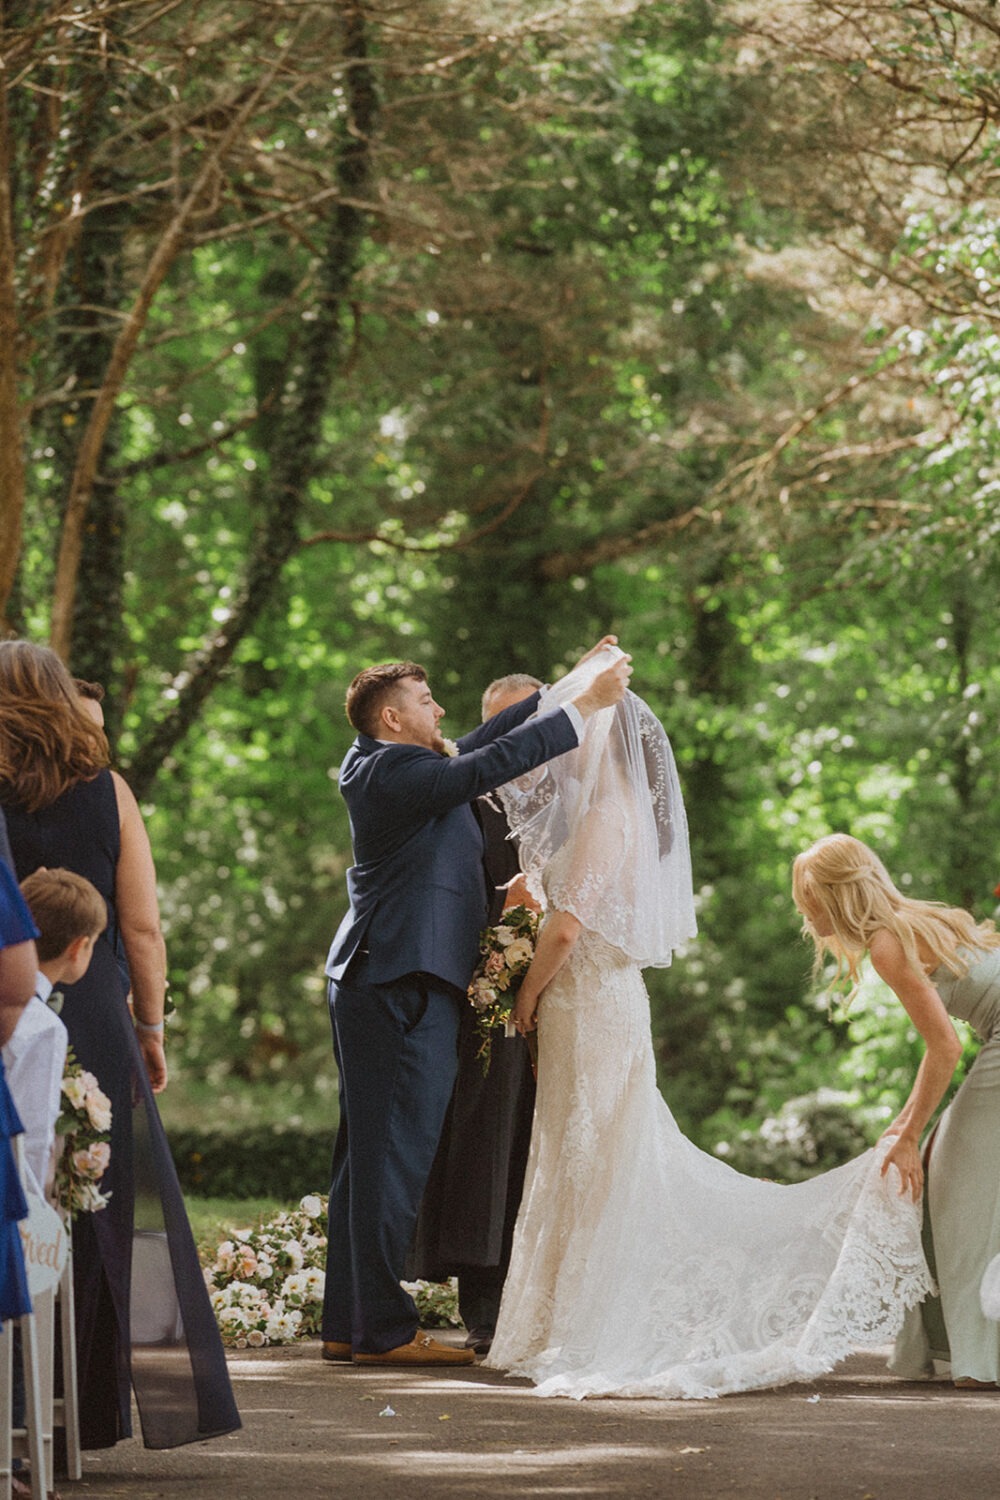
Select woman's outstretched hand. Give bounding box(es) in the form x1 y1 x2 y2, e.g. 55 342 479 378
880 1130 924 1201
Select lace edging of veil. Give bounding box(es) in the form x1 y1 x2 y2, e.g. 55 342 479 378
499 645 697 966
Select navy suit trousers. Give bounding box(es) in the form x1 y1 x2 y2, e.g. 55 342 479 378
321 958 461 1352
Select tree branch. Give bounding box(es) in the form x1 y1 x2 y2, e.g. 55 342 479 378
48 18 308 659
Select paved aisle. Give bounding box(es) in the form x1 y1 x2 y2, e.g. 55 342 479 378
62 1343 995 1500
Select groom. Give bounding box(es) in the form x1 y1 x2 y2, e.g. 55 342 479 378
321 640 631 1366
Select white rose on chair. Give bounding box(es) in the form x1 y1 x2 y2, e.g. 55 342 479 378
55 1048 113 1216
84 1082 113 1133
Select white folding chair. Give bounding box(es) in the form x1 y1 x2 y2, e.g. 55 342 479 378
51 1217 80 1481
0 1137 48 1500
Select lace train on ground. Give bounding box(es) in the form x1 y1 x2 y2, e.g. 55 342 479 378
486 932 934 1400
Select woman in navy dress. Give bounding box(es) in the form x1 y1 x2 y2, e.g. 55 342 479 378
0 642 239 1451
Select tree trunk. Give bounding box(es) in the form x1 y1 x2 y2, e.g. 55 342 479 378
124 2 378 798
0 7 26 629
48 27 303 661
59 162 129 738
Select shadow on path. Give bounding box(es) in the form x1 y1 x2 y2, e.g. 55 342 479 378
61 1342 996 1500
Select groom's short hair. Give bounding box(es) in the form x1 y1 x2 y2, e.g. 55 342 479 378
346 661 427 737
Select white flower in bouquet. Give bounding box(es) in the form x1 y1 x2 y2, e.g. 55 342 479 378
503 937 533 967
469 977 500 1012
299 1194 323 1219
441 737 459 758
246 1329 267 1348
466 904 540 1073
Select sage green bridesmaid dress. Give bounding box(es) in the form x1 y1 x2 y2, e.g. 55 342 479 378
890 945 1000 1384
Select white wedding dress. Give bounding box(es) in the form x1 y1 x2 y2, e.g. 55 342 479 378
486 649 934 1400
486 926 934 1399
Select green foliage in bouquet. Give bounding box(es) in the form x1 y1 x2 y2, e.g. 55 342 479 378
467 904 540 1073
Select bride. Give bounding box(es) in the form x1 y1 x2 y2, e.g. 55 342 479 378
484 645 933 1399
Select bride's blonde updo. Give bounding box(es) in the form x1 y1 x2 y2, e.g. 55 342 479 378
792 832 999 995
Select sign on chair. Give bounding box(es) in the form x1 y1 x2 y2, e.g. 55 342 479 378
18 1194 68 1295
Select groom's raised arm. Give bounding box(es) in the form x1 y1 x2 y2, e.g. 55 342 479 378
364 649 631 824
369 707 579 823
456 636 625 754
456 691 541 754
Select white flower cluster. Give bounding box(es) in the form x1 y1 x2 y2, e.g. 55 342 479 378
203 1193 461 1346
203 1194 329 1347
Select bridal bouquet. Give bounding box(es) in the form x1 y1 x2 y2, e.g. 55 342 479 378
468 903 540 1074
54 1048 113 1216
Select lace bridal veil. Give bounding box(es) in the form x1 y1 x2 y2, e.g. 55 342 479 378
500 644 697 962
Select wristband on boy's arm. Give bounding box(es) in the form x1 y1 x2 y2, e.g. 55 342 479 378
134 1016 165 1034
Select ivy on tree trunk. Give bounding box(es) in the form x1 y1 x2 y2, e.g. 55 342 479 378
124 3 378 798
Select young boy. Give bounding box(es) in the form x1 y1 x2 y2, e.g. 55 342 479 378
3 868 107 1200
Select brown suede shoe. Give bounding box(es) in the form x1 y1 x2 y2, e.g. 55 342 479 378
353 1333 476 1367
322 1340 353 1363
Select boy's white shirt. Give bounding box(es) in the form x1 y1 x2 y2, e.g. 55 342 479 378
3 973 68 1199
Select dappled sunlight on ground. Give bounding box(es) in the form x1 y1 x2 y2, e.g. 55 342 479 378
64 1346 999 1499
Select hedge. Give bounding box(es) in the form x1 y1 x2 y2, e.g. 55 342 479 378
168 1125 333 1200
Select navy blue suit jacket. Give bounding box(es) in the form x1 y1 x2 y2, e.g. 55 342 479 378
325 692 577 994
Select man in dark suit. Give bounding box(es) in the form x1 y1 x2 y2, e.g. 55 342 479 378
321 642 630 1366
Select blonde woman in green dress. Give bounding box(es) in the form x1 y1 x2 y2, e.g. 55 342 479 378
793 833 1000 1389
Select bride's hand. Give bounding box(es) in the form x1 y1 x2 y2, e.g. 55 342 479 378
512 989 539 1034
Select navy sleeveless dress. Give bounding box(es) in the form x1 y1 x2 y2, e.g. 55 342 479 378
3 772 240 1449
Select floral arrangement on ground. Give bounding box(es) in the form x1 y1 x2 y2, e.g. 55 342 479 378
203 1193 461 1347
